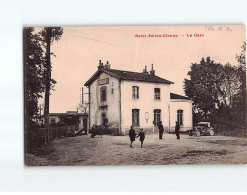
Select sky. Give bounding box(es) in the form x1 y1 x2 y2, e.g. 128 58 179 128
40 25 245 113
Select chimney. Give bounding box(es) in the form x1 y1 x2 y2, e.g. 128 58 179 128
150 64 155 76
98 60 104 69
105 61 111 70
142 66 148 74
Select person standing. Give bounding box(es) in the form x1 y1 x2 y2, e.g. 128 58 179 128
175 121 180 139
158 121 164 139
91 124 96 138
129 126 136 148
136 128 145 148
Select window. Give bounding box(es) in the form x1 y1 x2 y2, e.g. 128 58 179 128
111 88 114 94
100 86 107 102
177 110 183 126
132 109 139 126
154 88 160 100
154 109 161 125
132 86 139 99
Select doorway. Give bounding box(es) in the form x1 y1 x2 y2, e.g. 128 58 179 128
154 109 161 131
132 109 139 127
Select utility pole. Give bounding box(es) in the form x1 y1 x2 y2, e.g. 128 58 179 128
81 87 84 104
44 27 52 141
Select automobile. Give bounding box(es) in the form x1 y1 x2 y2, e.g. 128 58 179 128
188 122 215 136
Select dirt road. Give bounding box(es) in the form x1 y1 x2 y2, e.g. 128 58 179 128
26 133 247 166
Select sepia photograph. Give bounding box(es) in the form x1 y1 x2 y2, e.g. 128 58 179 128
24 25 246 166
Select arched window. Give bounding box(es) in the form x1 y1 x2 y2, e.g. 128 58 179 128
132 86 139 99
100 86 107 102
177 110 183 126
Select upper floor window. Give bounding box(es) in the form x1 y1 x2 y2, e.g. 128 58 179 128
154 88 160 100
100 86 107 102
132 86 139 99
177 110 183 126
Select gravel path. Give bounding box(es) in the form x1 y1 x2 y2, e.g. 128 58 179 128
25 133 247 166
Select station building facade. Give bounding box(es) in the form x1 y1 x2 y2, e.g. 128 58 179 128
84 60 193 135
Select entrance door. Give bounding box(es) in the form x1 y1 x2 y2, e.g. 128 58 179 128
132 109 139 127
102 113 106 125
154 109 161 131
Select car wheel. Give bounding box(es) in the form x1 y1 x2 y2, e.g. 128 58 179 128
195 131 200 137
209 130 214 136
189 131 193 136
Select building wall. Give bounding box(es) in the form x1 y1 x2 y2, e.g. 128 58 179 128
170 99 193 132
89 72 120 134
120 80 171 135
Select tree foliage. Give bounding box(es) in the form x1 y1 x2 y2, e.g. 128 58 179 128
39 27 63 93
24 27 45 122
24 27 63 153
39 27 63 129
184 57 224 116
184 43 246 130
232 42 246 127
24 27 63 124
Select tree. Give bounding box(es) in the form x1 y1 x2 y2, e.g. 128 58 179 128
24 27 45 123
24 27 45 154
218 63 241 108
39 27 63 132
184 57 224 117
232 42 246 128
184 50 245 130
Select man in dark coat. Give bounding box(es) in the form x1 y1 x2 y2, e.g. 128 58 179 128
91 124 96 138
129 126 136 148
158 121 164 139
136 128 145 148
175 121 180 139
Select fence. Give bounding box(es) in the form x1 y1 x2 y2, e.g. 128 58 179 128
26 125 76 150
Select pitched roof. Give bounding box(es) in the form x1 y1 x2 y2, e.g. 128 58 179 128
84 68 174 86
170 93 190 100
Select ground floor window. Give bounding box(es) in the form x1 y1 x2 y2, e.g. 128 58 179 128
154 109 161 125
177 110 183 125
132 109 139 126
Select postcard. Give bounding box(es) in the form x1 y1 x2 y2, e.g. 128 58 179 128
24 25 246 166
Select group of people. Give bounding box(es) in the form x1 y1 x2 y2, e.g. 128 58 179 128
129 121 181 148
